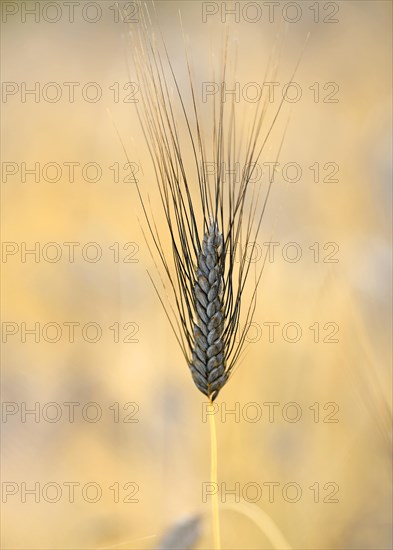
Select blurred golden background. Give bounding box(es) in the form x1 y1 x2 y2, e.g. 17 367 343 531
1 1 392 549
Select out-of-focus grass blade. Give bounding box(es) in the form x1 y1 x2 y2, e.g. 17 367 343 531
155 515 202 550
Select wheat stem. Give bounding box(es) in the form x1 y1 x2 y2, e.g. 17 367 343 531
208 398 221 550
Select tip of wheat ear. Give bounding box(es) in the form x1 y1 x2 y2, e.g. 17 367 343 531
189 222 228 401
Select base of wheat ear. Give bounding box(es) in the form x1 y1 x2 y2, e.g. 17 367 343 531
190 222 228 402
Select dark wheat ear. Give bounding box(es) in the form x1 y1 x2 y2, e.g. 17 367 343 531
127 3 298 401
191 222 227 401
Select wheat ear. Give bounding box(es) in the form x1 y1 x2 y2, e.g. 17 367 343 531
191 222 227 401
128 1 307 402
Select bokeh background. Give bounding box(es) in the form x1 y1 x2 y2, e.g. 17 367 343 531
1 1 392 549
